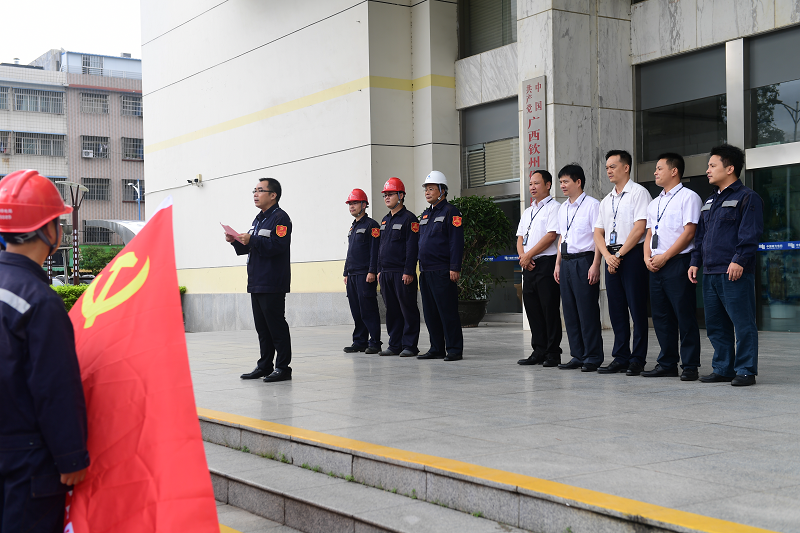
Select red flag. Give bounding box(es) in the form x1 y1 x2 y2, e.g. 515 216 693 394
66 198 218 533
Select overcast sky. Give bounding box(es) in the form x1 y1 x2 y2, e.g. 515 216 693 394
0 0 142 65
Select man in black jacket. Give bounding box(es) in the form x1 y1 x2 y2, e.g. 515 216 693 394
227 178 293 383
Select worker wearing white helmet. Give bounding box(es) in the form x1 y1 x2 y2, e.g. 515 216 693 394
416 171 465 361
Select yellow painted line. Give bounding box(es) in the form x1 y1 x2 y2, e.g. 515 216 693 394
145 74 454 155
219 525 239 533
199 407 777 533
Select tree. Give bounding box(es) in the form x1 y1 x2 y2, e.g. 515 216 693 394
79 246 122 275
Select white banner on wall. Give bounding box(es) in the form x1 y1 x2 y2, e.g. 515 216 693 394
522 76 547 206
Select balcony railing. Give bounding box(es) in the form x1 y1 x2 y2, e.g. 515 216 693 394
61 64 141 80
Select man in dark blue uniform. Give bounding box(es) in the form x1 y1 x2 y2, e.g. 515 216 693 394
343 188 382 354
689 144 764 386
0 170 90 533
416 171 465 361
227 178 293 383
377 177 420 357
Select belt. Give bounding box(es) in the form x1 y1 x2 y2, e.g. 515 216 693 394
562 251 593 260
0 433 43 451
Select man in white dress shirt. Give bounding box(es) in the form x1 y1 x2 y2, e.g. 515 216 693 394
516 170 562 367
593 150 651 376
642 153 703 380
554 164 604 372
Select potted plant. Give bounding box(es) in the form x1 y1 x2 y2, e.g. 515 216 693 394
448 195 513 327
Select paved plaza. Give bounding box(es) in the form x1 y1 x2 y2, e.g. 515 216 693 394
189 322 800 533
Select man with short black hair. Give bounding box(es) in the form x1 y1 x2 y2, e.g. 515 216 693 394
689 144 763 386
554 164 604 372
228 177 294 383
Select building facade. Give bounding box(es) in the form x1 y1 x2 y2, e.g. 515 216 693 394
140 0 800 333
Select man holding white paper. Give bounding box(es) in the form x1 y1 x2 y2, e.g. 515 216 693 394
225 178 293 382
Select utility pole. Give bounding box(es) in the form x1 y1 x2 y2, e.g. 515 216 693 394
128 180 142 220
57 181 89 285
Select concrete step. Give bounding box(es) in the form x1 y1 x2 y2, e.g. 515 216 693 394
218 501 301 533
207 442 527 533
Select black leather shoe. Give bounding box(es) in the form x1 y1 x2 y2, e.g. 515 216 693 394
699 372 734 383
443 354 463 361
581 363 598 372
542 358 561 367
558 360 583 370
518 353 546 365
365 345 380 354
379 348 400 356
343 344 367 353
680 369 699 381
240 367 268 380
641 364 678 377
597 360 627 374
731 374 756 386
263 369 291 382
399 349 418 357
417 352 445 360
626 362 644 376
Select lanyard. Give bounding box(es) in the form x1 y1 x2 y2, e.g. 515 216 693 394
654 185 683 233
610 191 626 230
564 195 585 239
524 197 552 237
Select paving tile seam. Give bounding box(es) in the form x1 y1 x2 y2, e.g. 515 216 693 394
199 408 779 533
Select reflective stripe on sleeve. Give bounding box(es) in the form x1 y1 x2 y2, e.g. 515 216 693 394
0 288 31 314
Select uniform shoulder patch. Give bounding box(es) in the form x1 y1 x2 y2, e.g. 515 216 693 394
276 225 288 237
452 216 462 227
371 228 380 238
411 222 419 233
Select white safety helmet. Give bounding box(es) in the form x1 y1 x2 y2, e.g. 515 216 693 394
423 170 448 187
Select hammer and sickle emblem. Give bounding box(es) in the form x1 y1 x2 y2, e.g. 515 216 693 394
82 252 150 328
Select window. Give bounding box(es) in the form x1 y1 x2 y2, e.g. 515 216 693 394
122 95 142 116
0 87 8 110
122 138 143 160
458 0 517 58
15 133 65 157
83 221 111 244
82 178 110 201
80 92 109 114
14 89 65 114
81 136 109 159
0 131 9 154
82 54 103 76
461 98 520 188
122 179 144 202
48 177 69 202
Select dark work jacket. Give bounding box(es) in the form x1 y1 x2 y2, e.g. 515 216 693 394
232 203 292 293
690 180 764 274
377 206 419 276
0 251 90 474
418 199 464 272
343 215 380 276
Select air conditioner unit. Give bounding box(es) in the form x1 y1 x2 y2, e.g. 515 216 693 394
82 150 94 158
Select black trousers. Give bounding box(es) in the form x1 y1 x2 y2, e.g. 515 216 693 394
1 435 68 533
251 292 292 373
650 253 701 370
346 274 382 347
380 272 420 352
522 255 562 361
560 253 604 366
420 270 463 356
604 244 649 366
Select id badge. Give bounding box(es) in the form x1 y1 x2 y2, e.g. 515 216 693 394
522 234 529 246
651 233 659 250
561 242 568 256
609 231 617 245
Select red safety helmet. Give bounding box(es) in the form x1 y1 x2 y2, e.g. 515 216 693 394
0 169 72 233
345 188 369 205
381 177 405 194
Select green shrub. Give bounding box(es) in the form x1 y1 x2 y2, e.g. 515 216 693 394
79 246 123 275
53 285 88 311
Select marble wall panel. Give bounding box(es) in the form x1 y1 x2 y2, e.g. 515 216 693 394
518 0 590 19
429 0 459 76
697 0 775 48
597 108 635 184
518 11 553 103
552 10 591 106
481 44 519 103
430 86 460 144
455 55 481 109
631 0 697 64
776 0 800 27
552 104 593 181
599 0 631 20
598 17 633 110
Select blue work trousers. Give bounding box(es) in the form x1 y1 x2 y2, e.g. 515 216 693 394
703 273 758 376
420 270 463 356
346 274 382 348
380 272 420 353
605 244 649 366
560 253 604 366
650 253 701 370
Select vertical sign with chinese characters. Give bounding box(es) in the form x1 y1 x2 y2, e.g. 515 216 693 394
522 77 547 207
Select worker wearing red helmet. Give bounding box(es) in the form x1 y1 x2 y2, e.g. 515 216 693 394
342 188 382 354
0 170 90 533
376 177 420 356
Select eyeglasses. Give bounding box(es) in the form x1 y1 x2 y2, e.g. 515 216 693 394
252 188 275 194
383 192 398 198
